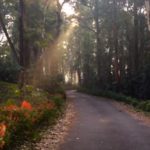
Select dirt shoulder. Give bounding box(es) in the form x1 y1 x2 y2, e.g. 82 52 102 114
18 99 75 150
113 101 150 127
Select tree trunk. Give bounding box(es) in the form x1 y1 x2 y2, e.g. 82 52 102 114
112 0 120 91
18 0 26 99
133 0 139 74
145 0 150 30
94 0 103 88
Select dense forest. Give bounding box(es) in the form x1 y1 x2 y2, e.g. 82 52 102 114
0 0 150 99
0 0 71 93
64 0 150 99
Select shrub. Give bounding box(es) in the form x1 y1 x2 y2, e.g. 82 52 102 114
130 100 139 107
51 96 65 111
0 100 56 149
137 101 148 110
0 97 65 149
0 81 66 149
38 75 64 94
78 87 150 113
145 102 150 112
0 61 20 83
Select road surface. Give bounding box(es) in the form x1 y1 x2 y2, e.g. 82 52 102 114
59 91 150 150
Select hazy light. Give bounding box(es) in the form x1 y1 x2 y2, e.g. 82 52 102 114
71 18 79 27
0 34 7 45
61 2 75 17
65 74 69 82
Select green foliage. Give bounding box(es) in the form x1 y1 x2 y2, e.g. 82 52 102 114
0 81 66 149
137 101 148 110
0 58 20 83
3 108 59 149
0 81 19 101
38 74 65 94
5 99 16 106
79 87 150 113
0 81 49 105
51 96 66 111
146 103 150 112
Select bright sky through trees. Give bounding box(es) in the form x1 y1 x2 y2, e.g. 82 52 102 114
60 1 75 16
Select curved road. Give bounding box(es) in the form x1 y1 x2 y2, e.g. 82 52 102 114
60 91 150 150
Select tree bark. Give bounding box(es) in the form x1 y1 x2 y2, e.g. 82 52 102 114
133 0 139 73
112 0 120 91
19 0 25 68
94 0 103 88
18 0 26 99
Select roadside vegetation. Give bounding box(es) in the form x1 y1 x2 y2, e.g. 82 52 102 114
78 88 150 113
0 0 69 149
0 81 66 150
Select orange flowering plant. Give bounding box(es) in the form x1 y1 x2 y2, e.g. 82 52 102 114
4 105 18 111
0 97 63 149
0 124 6 138
0 81 66 149
0 124 7 149
21 101 32 110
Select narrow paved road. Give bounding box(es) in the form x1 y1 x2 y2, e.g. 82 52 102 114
60 91 150 150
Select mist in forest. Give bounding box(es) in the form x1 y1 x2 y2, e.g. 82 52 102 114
0 0 150 99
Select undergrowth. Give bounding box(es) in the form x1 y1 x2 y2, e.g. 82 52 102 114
78 87 150 113
0 81 66 150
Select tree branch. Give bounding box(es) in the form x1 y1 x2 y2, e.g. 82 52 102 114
0 12 19 63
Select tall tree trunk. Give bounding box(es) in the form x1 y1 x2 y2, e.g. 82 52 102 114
113 0 120 91
133 0 139 74
19 0 25 68
56 0 64 38
107 30 113 89
94 0 103 88
18 0 26 99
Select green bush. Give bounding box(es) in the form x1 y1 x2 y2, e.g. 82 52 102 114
0 81 66 149
0 61 20 83
130 100 139 107
38 75 64 94
145 103 150 112
78 87 150 113
2 98 65 150
4 108 58 149
51 96 65 111
137 101 148 110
